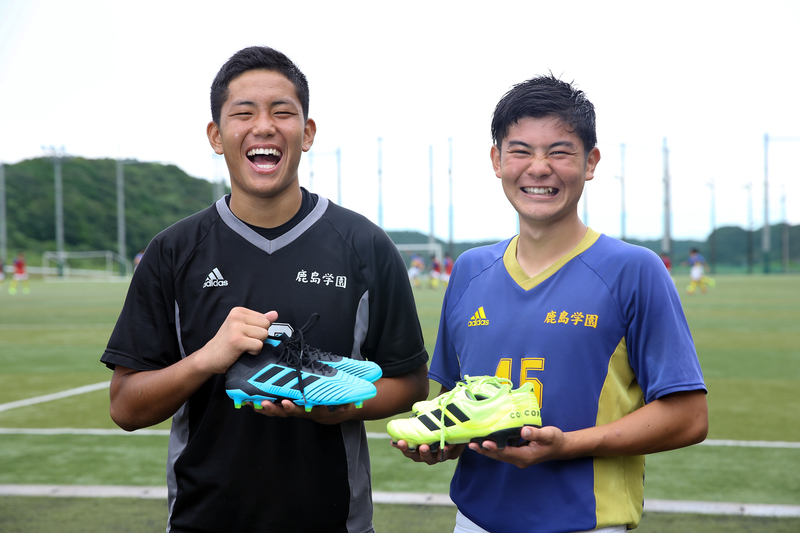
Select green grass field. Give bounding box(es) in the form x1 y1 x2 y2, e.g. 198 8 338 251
1 275 799 532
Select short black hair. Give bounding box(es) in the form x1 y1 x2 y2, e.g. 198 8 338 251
210 46 309 125
491 74 597 154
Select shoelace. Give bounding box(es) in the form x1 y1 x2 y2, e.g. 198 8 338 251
279 314 326 407
428 375 512 459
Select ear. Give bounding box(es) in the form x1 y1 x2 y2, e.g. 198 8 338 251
302 118 317 152
207 121 224 155
584 146 601 181
490 144 502 179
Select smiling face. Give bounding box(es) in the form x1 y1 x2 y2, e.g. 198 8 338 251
491 115 600 234
207 69 315 217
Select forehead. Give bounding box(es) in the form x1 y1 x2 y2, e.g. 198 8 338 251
504 116 579 144
224 69 300 107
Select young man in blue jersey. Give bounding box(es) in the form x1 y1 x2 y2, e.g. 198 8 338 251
393 75 708 533
102 46 429 533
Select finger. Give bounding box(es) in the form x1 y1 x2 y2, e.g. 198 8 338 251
280 399 304 415
256 400 289 417
390 438 405 449
469 440 499 452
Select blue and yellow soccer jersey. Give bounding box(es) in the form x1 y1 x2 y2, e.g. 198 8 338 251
429 229 706 533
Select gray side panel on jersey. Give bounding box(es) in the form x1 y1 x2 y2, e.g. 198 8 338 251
350 290 369 361
215 196 330 254
166 404 189 532
345 291 374 532
166 302 191 532
342 419 374 533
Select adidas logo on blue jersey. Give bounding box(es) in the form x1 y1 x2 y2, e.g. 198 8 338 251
468 306 489 327
203 268 228 288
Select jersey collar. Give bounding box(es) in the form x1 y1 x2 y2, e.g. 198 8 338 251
504 228 601 290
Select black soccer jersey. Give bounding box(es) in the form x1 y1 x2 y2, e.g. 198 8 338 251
102 193 428 533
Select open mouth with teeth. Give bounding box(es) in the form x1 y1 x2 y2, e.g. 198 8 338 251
247 147 282 170
522 186 558 196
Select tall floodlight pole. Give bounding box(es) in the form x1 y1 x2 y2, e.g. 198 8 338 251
308 150 314 191
212 153 225 201
707 179 716 274
116 159 127 275
55 153 64 264
781 185 789 273
745 182 754 274
0 161 6 265
429 145 434 245
44 146 66 276
55 156 64 262
583 181 588 225
336 148 342 206
661 138 672 259
448 138 453 255
309 149 344 202
763 133 770 273
618 143 626 240
762 134 800 273
377 138 383 228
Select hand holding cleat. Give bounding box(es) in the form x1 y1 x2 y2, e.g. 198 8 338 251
225 314 378 413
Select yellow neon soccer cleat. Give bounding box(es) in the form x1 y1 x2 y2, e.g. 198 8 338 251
387 375 541 452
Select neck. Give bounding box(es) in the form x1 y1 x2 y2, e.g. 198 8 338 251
515 216 588 278
229 185 303 228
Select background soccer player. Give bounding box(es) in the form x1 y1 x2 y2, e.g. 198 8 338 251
102 46 429 533
686 247 714 294
393 75 708 533
8 251 29 294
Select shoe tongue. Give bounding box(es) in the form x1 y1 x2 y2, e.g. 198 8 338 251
470 380 502 401
265 337 282 348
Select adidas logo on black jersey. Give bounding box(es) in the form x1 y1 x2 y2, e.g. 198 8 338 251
203 268 228 288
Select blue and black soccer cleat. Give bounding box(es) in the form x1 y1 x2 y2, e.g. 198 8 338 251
225 314 379 412
279 314 383 383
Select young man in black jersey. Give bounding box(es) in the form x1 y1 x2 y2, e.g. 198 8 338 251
102 46 430 533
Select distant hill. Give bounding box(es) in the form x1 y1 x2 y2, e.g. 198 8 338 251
2 157 797 272
3 157 220 260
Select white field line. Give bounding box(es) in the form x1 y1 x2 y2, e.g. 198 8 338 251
3 386 800 450
1 426 799 450
0 484 798 517
0 382 110 413
700 439 800 449
0 428 169 436
0 324 115 330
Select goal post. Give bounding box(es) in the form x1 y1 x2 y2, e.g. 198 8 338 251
42 251 133 281
394 243 444 265
394 242 445 288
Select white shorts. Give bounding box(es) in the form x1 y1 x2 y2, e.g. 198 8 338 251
690 264 704 282
454 510 626 533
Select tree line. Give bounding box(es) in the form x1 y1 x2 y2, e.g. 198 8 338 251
2 157 797 272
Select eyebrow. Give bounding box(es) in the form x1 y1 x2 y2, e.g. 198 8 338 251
229 98 297 109
506 140 578 150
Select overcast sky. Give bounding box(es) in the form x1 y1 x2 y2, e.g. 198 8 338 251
1 0 798 245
